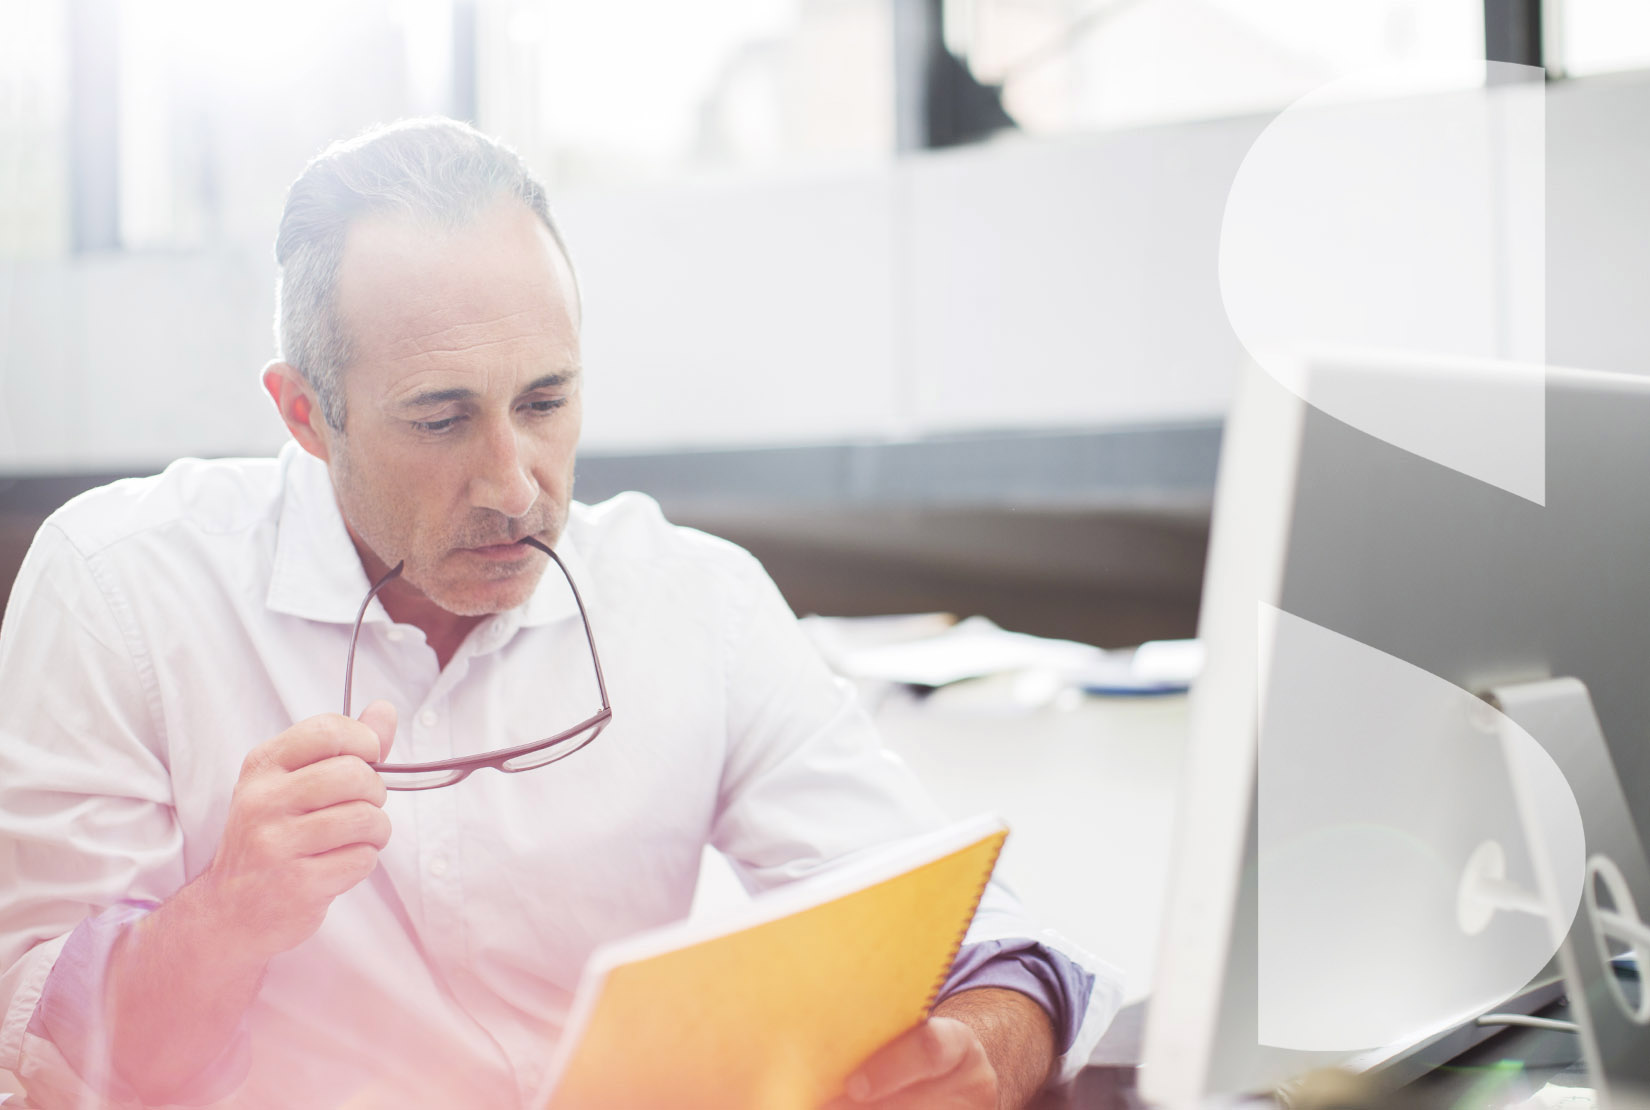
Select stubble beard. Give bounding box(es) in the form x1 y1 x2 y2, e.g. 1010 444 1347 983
398 499 568 617
331 446 570 618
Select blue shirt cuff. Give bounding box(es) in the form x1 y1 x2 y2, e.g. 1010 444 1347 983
937 937 1094 1055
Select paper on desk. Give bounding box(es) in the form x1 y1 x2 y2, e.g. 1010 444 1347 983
1078 638 1204 695
803 613 1202 695
799 612 957 670
1129 638 1205 687
827 616 1109 687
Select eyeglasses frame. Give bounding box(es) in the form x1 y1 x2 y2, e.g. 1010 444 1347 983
342 535 612 790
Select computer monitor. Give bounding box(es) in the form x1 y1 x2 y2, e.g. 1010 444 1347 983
1140 350 1650 1106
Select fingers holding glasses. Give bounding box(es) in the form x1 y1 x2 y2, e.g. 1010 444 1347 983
355 699 397 761
202 702 399 959
247 706 393 776
284 754 390 811
288 799 393 857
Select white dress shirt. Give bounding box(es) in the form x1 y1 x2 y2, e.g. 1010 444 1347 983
0 444 1118 1108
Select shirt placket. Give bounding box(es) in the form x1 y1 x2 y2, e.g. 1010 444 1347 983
411 675 466 976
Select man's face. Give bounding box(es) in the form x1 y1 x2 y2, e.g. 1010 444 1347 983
323 200 582 617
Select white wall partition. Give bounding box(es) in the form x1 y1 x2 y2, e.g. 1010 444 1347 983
1 72 1648 470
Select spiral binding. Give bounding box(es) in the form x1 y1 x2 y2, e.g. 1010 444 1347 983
923 831 1009 1013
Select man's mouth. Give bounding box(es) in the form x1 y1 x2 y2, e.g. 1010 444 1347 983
461 540 533 561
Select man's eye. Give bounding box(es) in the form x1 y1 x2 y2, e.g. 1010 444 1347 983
412 415 462 433
523 399 567 415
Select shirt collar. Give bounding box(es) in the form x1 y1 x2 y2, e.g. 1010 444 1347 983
265 443 585 630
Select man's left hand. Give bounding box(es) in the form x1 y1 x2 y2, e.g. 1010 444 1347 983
823 987 1056 1110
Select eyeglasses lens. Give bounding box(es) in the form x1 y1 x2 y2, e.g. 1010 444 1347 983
379 767 469 791
500 720 605 773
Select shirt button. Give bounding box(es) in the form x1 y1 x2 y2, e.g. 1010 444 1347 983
385 627 404 643
428 856 449 878
418 709 438 727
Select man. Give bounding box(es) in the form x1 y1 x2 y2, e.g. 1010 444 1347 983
0 119 1117 1108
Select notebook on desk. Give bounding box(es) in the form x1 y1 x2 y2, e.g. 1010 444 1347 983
534 815 1008 1110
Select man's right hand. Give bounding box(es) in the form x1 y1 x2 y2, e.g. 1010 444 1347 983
200 700 397 959
103 701 398 1102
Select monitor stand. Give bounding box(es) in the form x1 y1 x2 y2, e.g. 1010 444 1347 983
1490 677 1650 1108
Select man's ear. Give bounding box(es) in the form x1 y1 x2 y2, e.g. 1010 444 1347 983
262 362 333 463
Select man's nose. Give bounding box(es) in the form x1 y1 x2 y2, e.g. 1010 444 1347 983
469 420 538 519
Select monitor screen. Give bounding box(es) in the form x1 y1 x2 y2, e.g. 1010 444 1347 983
1141 350 1650 1104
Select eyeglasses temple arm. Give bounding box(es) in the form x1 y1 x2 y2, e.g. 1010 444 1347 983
521 536 611 711
343 561 406 717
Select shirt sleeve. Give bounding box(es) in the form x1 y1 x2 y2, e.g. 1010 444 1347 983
940 936 1095 1055
0 524 196 1103
703 545 1122 1083
25 901 251 1107
706 544 953 887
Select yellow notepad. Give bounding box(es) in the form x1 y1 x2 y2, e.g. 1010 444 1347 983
536 814 1009 1110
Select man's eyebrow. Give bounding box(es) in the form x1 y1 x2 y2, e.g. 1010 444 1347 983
520 369 580 394
396 370 579 410
398 386 478 409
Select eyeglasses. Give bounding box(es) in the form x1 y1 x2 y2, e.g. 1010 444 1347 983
343 535 612 790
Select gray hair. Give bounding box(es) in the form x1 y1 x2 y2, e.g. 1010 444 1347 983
274 118 574 431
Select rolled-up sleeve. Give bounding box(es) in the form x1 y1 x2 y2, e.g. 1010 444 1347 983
940 934 1095 1055
0 525 188 1101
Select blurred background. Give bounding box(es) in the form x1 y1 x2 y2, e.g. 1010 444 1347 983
1 0 1647 646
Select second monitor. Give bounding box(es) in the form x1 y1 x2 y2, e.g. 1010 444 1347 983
1141 349 1650 1106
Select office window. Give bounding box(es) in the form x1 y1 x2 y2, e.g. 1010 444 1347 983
1553 0 1650 77
946 0 1485 134
114 0 413 251
37 0 899 254
0 0 72 259
475 0 897 191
